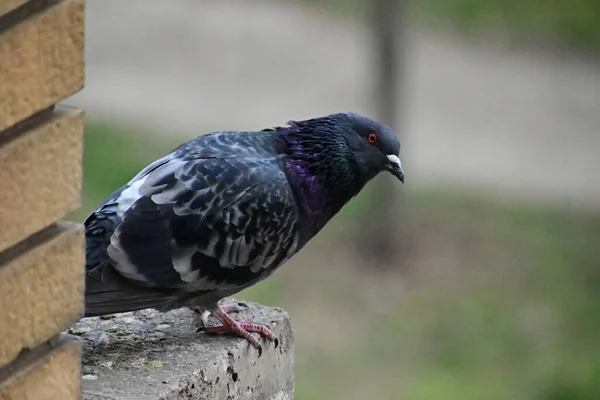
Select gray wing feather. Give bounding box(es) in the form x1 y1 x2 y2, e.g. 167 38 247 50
85 131 301 316
105 149 299 292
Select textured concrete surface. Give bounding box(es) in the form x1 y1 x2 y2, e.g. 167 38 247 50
0 221 84 367
0 0 84 132
0 106 84 251
0 335 81 400
71 300 294 400
71 0 600 209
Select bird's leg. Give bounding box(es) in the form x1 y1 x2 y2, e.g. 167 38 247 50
193 301 248 327
197 306 278 356
194 307 212 327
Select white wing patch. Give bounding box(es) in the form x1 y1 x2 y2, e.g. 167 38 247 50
106 229 150 284
117 158 194 216
126 154 173 186
116 175 148 215
170 245 200 283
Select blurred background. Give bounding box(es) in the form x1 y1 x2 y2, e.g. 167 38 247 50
67 1 600 399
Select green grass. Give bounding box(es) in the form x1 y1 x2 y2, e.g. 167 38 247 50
396 191 600 399
78 121 600 399
410 0 600 52
294 0 600 53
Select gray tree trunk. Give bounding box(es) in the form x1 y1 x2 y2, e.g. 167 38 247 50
356 0 411 270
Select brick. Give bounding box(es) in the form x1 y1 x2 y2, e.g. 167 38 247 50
0 107 83 252
0 0 29 16
0 221 84 367
0 335 81 400
0 0 84 132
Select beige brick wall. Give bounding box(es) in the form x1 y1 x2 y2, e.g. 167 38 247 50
0 0 84 132
0 107 84 252
0 0 29 16
0 1 85 399
0 222 84 367
0 336 81 400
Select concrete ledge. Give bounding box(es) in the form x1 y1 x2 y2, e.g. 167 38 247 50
70 300 294 400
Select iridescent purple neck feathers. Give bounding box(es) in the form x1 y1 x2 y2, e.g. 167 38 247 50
273 121 368 227
285 158 328 217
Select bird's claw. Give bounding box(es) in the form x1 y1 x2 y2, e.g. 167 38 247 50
219 301 249 314
194 301 249 329
198 310 277 356
194 301 248 316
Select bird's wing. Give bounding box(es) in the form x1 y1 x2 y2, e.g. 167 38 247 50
96 150 300 296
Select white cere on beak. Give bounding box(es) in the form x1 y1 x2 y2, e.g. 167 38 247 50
386 154 402 169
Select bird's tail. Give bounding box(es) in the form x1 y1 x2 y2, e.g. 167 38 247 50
84 261 173 317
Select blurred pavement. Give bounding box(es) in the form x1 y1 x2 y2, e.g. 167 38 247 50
70 0 600 209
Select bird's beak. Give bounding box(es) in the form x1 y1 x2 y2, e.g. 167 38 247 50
385 154 405 183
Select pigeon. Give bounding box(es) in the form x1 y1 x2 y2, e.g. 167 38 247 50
84 112 405 354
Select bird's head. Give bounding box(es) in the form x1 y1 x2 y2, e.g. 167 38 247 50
276 112 404 218
334 112 404 184
283 112 404 183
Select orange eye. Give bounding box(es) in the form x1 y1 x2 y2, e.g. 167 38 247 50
367 133 377 144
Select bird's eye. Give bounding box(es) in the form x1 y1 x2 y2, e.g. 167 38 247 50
367 133 377 144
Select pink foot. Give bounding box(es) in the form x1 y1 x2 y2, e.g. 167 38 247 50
194 301 247 327
196 306 278 356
